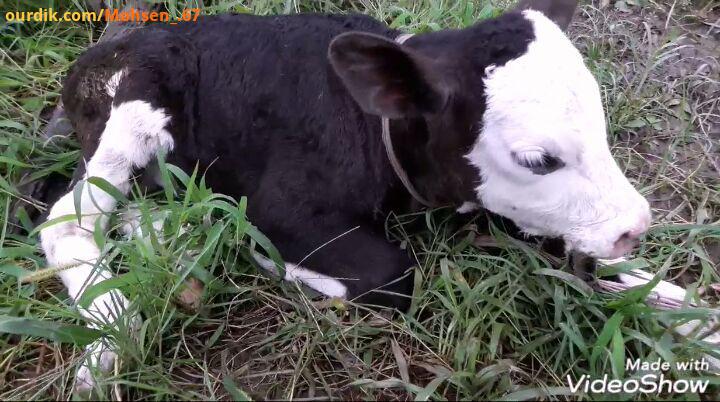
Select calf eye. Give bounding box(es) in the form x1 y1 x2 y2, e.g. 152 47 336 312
513 151 566 175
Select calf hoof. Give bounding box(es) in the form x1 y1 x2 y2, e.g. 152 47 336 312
73 340 118 395
72 291 141 396
177 278 205 312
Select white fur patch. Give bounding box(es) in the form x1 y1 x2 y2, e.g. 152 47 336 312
99 101 174 168
74 337 120 393
456 201 480 214
119 208 167 241
40 100 172 391
465 10 651 259
105 69 127 98
253 253 348 298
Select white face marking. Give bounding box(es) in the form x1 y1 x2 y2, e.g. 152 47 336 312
466 10 651 259
40 100 171 391
253 253 348 298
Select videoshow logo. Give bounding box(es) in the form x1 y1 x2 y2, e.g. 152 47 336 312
567 358 710 395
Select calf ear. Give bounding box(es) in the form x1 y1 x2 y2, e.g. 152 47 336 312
328 32 448 119
516 0 578 30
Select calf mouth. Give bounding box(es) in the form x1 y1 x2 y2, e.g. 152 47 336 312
568 250 598 283
568 251 628 286
476 213 630 284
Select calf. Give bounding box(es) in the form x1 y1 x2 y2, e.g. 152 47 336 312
41 0 651 391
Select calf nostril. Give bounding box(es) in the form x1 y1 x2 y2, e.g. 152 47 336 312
610 218 649 257
623 230 640 240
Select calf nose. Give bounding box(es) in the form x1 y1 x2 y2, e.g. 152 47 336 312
610 216 650 258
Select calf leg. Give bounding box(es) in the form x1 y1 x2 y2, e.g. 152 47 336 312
40 100 174 392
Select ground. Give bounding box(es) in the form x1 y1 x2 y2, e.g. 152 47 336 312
0 0 718 400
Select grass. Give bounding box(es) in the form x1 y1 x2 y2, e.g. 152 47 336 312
1 0 719 400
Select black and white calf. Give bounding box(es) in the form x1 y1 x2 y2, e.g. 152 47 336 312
42 0 654 390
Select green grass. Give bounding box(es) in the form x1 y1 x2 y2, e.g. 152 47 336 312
1 0 719 400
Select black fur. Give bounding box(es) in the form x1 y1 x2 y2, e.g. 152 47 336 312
60 11 536 309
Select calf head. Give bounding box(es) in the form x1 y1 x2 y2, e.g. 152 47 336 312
329 0 651 259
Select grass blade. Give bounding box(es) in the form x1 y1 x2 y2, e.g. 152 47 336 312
222 376 252 401
0 315 101 345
